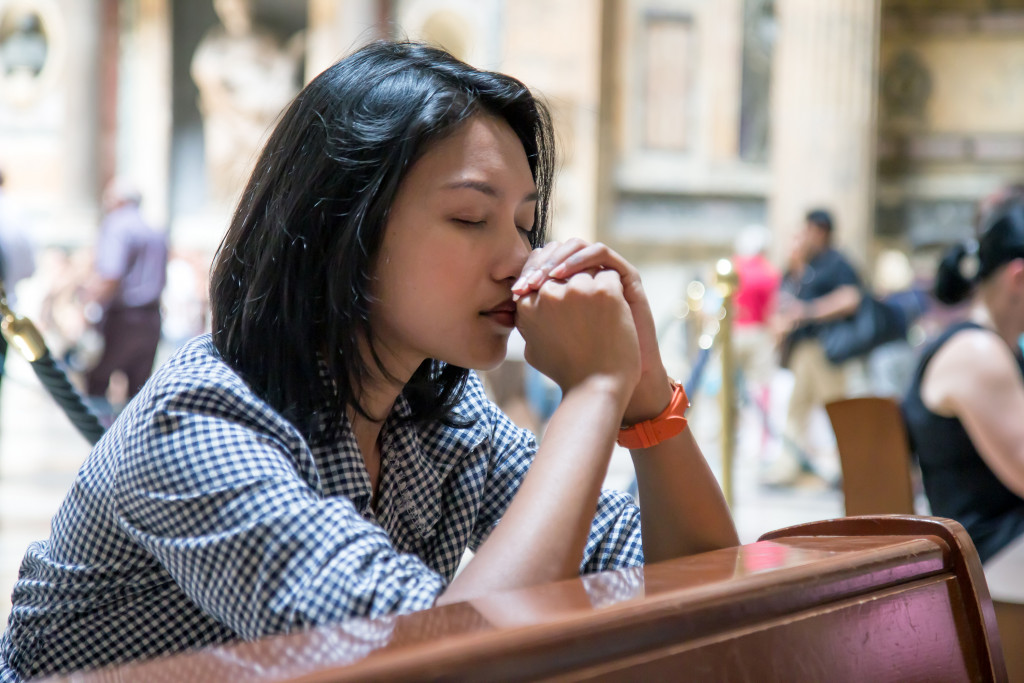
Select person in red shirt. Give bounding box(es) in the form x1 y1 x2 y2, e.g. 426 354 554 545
732 225 780 440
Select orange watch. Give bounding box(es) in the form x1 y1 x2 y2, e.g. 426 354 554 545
616 380 689 449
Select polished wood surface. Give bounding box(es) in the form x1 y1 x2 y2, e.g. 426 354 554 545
827 396 1024 681
825 396 916 516
50 516 1006 682
986 534 1024 681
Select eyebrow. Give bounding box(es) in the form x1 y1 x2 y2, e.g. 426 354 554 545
442 180 538 203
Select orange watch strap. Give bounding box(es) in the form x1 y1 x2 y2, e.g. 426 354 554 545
616 380 689 449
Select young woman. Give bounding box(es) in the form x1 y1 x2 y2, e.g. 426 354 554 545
903 193 1024 563
0 41 736 680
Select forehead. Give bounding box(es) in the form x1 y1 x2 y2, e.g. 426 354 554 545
408 114 535 191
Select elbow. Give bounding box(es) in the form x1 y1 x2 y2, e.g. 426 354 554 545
838 287 862 317
699 524 740 554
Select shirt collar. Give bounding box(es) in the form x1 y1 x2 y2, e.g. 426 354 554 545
310 387 490 542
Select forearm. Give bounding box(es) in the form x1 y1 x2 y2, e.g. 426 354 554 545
631 428 738 562
439 376 628 604
802 285 860 323
89 277 120 307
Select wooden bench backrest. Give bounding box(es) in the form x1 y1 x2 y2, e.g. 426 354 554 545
53 516 1006 682
826 396 916 516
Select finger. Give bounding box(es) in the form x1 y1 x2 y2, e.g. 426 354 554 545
547 242 631 282
511 244 560 297
513 241 585 294
592 267 626 294
512 238 590 294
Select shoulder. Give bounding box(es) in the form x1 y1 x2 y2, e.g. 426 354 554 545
924 326 1020 412
931 327 1016 375
425 371 534 455
110 335 310 488
820 248 856 272
816 248 859 285
145 334 248 397
127 335 304 449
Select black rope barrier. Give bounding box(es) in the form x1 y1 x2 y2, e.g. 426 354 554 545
28 352 106 445
1 281 106 446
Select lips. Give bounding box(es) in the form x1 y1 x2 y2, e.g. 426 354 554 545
483 300 517 327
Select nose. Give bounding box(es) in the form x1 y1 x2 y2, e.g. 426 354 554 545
495 221 532 284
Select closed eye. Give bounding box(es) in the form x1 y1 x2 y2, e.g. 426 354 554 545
454 218 486 227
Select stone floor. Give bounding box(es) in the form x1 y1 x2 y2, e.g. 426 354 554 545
0 343 843 626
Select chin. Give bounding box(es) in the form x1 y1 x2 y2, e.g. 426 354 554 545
457 342 509 372
475 355 507 372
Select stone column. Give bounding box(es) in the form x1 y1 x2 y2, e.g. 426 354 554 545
120 0 172 227
502 0 603 243
707 0 745 163
768 0 881 268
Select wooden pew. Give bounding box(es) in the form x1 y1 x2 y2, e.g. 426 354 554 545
827 396 1024 681
50 516 1005 682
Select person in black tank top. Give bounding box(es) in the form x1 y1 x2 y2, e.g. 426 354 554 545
902 191 1024 563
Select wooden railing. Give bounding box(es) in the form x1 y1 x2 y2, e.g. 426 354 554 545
51 515 1006 682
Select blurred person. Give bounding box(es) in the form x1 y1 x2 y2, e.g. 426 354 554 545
0 168 37 396
769 209 864 486
902 194 1024 563
84 179 168 414
0 42 736 680
731 224 780 435
160 249 211 347
191 0 304 203
36 247 98 370
867 248 927 397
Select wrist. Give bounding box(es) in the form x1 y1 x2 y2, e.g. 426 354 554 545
621 370 673 426
801 301 815 323
567 373 634 411
617 380 689 450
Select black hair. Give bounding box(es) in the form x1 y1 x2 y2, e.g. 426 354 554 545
935 195 1024 305
210 41 555 437
805 209 834 235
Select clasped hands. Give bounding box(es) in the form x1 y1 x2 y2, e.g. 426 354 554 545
511 239 673 427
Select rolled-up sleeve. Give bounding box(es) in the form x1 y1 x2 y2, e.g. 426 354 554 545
581 490 644 572
112 390 445 640
468 407 644 574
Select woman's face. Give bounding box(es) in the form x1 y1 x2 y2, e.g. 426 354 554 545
371 114 537 380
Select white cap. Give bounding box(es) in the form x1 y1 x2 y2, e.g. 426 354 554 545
735 224 768 257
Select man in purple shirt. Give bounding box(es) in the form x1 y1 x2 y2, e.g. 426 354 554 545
85 179 168 409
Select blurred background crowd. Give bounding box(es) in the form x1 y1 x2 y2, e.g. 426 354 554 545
1 0 1024 584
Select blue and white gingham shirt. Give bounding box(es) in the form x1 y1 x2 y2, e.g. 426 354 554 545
0 335 642 680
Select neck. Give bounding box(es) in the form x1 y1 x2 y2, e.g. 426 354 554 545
348 375 404 446
971 297 1022 352
348 376 404 506
347 336 423 482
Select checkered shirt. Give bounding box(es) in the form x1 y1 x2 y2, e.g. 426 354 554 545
0 335 642 681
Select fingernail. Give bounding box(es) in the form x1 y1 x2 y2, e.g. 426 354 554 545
528 269 545 286
512 275 528 291
549 263 567 277
512 293 520 302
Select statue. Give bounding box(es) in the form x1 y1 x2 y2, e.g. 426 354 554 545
191 0 304 204
0 8 49 106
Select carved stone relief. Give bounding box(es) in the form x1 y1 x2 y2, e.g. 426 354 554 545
880 49 932 125
190 0 305 204
0 0 64 108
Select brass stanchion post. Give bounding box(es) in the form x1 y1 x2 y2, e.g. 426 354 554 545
714 259 738 508
0 282 47 362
